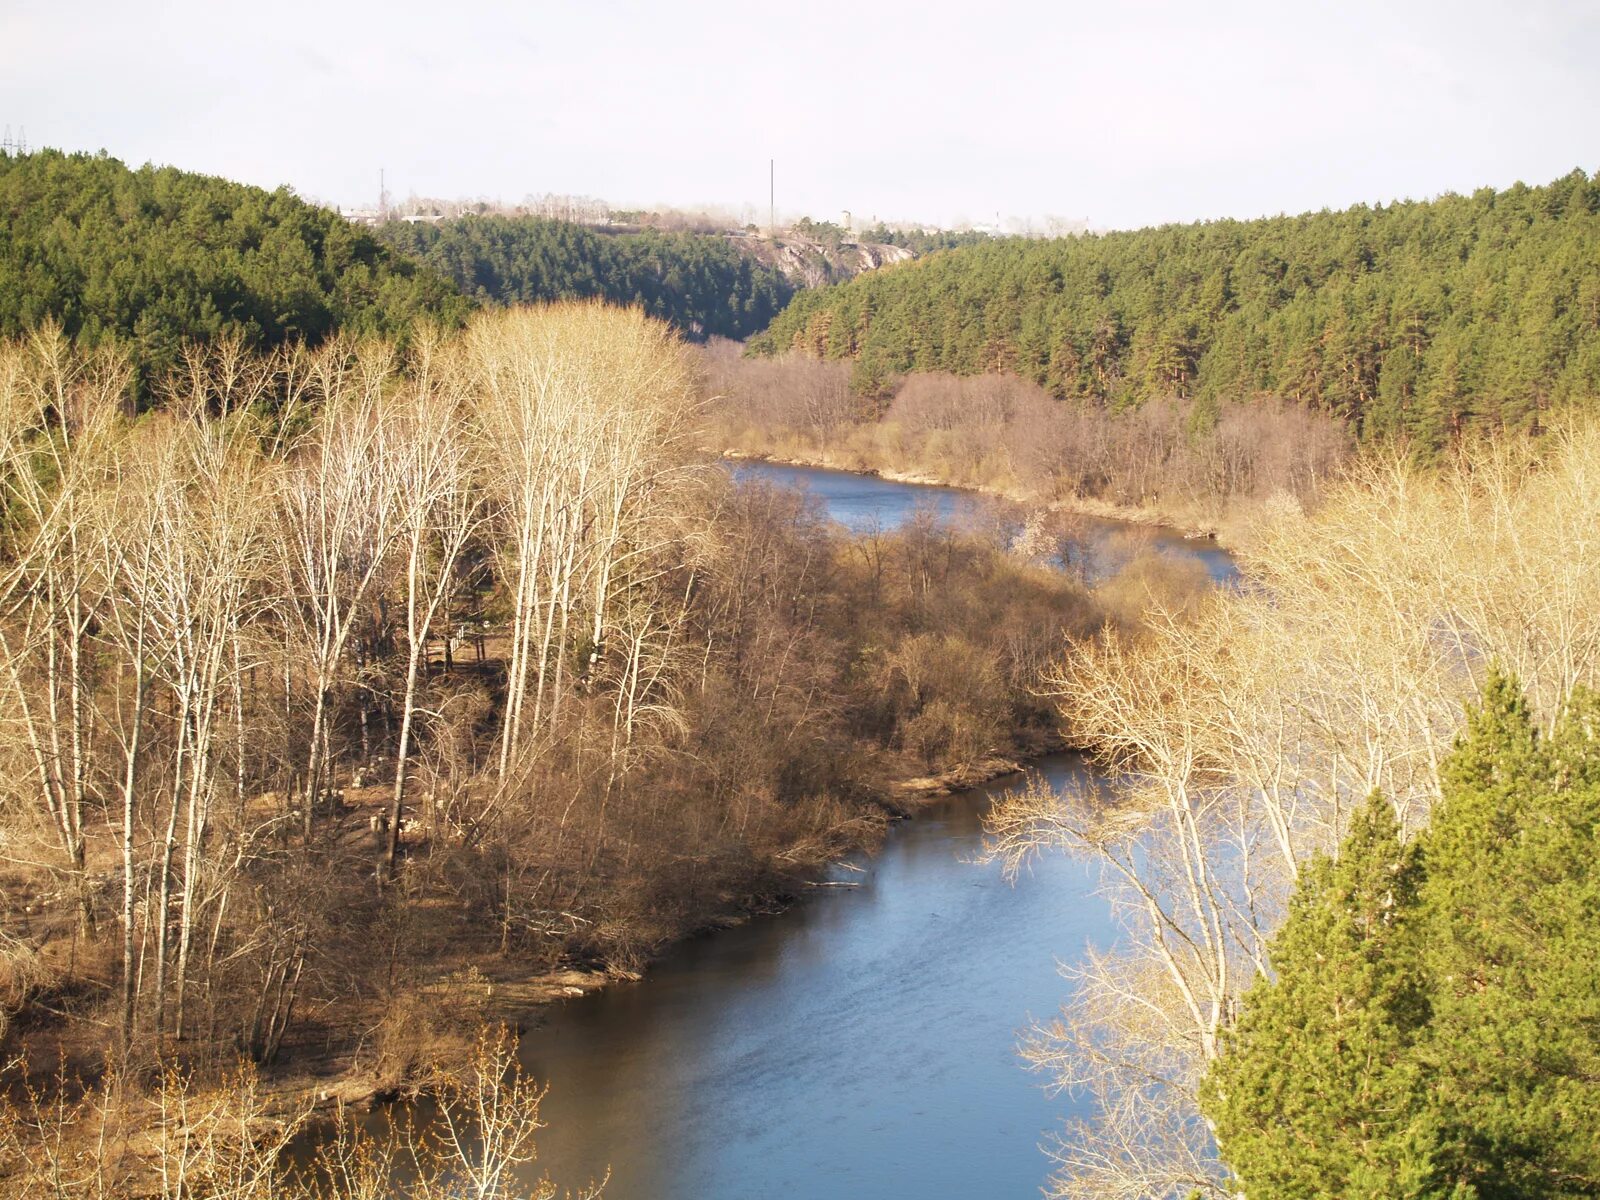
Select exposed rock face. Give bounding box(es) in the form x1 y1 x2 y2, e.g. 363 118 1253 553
852 241 917 270
728 234 915 289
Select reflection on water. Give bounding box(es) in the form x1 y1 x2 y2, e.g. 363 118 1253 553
727 460 988 534
726 460 1239 585
516 756 1110 1200
327 464 1239 1199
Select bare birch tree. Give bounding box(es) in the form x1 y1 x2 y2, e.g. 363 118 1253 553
0 327 127 932
275 340 404 832
465 305 698 786
384 358 484 876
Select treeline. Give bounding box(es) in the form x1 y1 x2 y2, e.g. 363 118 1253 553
0 309 1138 1195
705 344 1352 527
985 425 1600 1198
750 170 1600 450
857 224 998 255
0 150 466 387
0 149 795 393
377 215 794 341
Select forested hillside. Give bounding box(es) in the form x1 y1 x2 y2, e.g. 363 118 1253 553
379 216 793 341
0 150 467 384
0 150 795 388
750 171 1600 448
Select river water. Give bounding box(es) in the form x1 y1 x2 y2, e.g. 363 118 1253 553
365 463 1232 1199
520 755 1108 1200
728 460 1239 585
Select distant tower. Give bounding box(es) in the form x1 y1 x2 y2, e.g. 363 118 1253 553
379 168 389 220
769 159 775 240
842 209 852 233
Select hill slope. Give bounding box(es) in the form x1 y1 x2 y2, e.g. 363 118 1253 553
749 171 1600 447
0 149 467 382
377 216 794 342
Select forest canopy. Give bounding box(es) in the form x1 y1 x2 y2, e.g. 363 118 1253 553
749 170 1600 450
378 215 794 342
0 150 796 392
0 149 468 385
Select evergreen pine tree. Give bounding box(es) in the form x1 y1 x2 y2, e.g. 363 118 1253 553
1418 678 1600 1198
1204 674 1600 1198
1201 791 1436 1199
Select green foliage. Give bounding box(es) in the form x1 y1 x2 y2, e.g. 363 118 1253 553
1201 792 1436 1199
751 172 1600 452
790 216 849 252
1202 672 1600 1199
857 224 998 255
0 149 467 387
378 216 793 342
1418 677 1600 1198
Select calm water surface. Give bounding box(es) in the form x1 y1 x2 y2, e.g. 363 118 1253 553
519 756 1108 1200
727 460 1238 585
352 466 1234 1199
726 461 989 532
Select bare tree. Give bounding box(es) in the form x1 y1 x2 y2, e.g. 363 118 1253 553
275 340 404 833
466 305 698 785
0 327 127 932
985 422 1600 1197
385 351 484 876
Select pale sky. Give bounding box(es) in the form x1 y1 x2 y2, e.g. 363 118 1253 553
2 0 1596 231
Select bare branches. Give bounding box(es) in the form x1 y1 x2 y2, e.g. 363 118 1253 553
464 305 700 780
0 304 719 1080
275 341 406 829
987 424 1600 1197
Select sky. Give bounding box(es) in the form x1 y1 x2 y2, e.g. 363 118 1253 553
2 0 1597 231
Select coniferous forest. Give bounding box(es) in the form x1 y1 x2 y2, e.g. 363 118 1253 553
750 171 1600 450
18 147 1598 460
378 216 794 342
0 151 791 394
0 150 468 386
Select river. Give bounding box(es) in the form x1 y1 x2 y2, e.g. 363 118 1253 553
364 463 1233 1199
728 460 1238 585
517 755 1109 1199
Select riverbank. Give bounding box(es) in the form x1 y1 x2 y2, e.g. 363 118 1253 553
1 455 1145 1197
720 447 1235 543
261 736 1066 1125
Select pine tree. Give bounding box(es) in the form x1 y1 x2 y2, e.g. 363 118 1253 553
1201 791 1436 1199
1418 678 1600 1198
746 170 1600 442
1203 674 1600 1198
